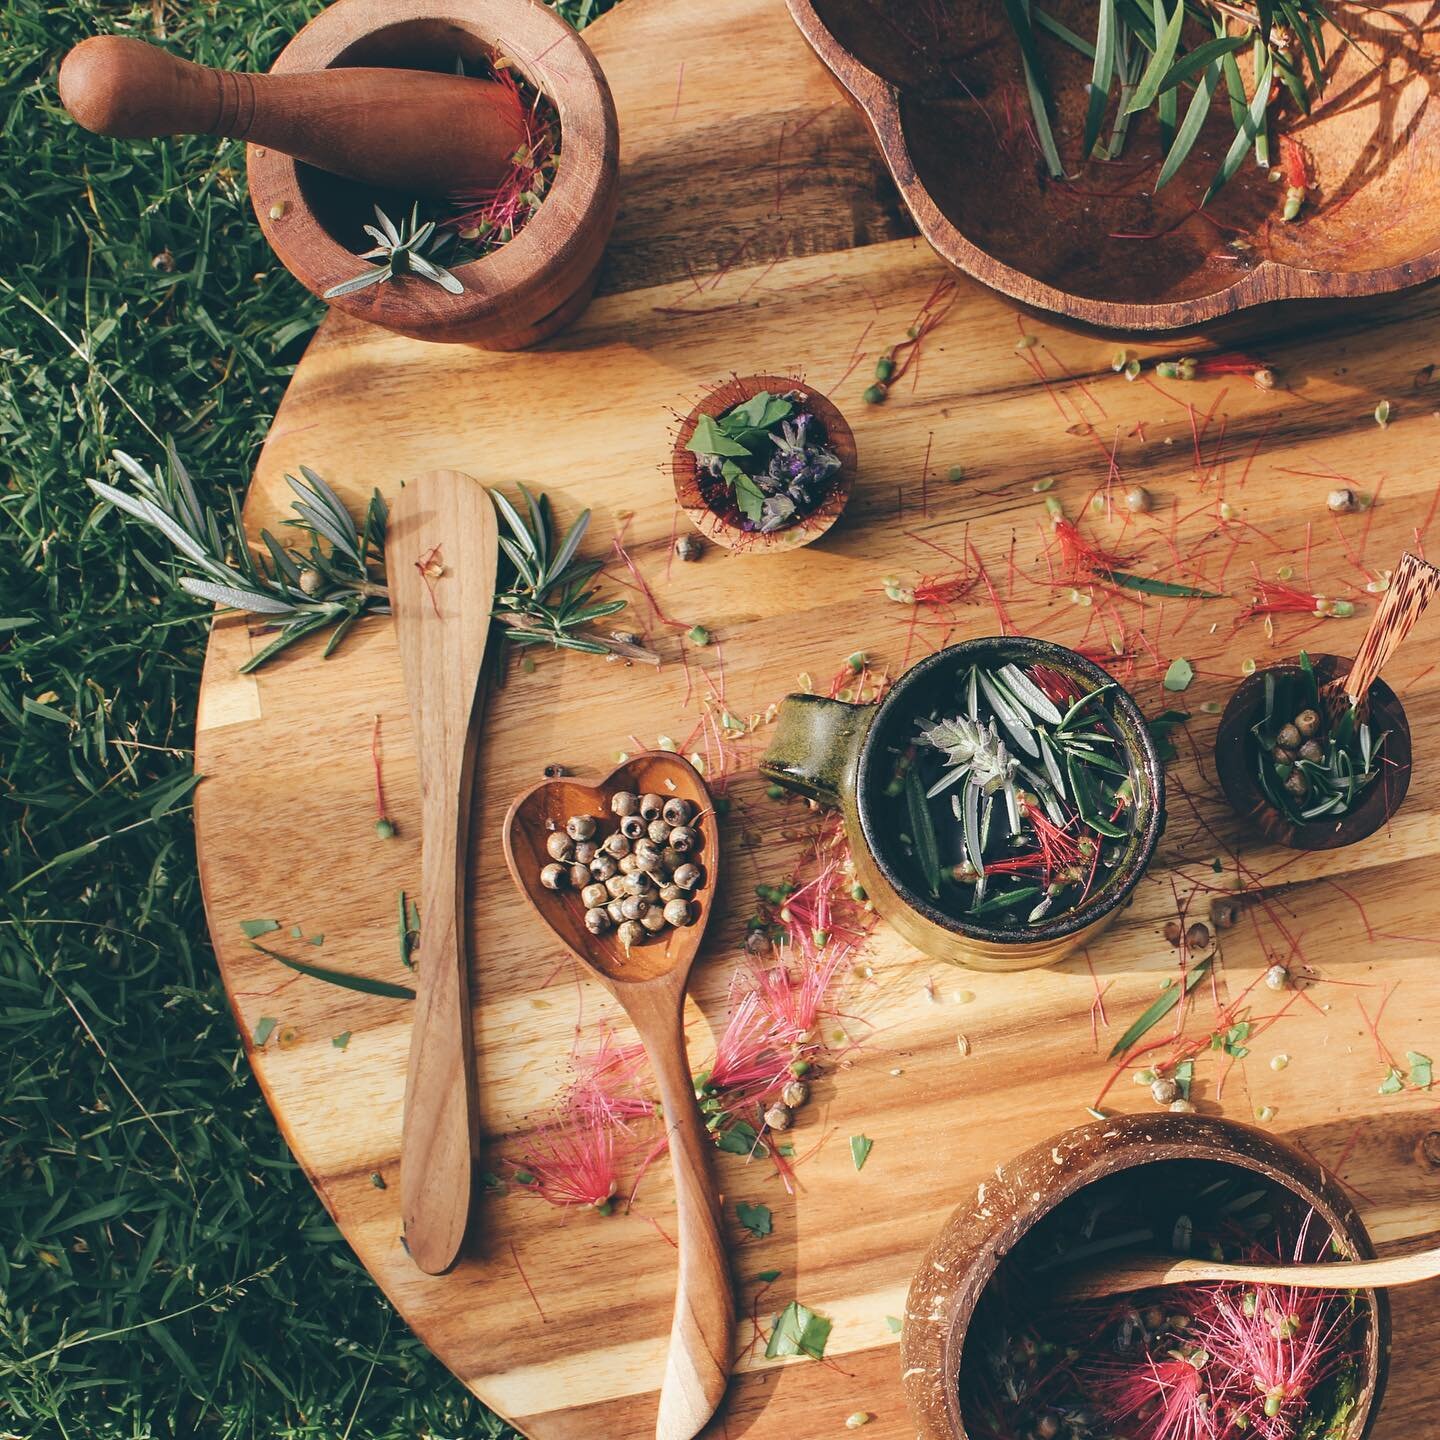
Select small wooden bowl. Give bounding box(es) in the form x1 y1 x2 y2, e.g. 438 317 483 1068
901 1113 1390 1440
1215 653 1412 851
249 0 618 349
787 0 1440 333
672 375 857 553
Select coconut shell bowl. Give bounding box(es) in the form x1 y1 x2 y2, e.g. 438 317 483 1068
786 0 1440 333
901 1113 1390 1440
248 0 619 348
1215 653 1412 851
672 375 857 552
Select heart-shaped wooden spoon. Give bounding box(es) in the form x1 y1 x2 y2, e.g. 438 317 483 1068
389 470 499 1275
503 754 732 1440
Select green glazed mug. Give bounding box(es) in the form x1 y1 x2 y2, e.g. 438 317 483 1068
759 636 1165 971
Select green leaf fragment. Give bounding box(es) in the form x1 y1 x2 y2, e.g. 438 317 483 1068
250 943 416 1000
850 1134 874 1171
252 1017 277 1047
756 1269 782 1284
1378 1066 1404 1096
239 918 280 939
332 1032 351 1050
1096 570 1221 598
885 1315 903 1334
766 1300 833 1361
1408 1051 1433 1089
737 1201 773 1238
1163 658 1194 692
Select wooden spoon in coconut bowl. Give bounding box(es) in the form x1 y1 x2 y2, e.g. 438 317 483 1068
503 754 732 1440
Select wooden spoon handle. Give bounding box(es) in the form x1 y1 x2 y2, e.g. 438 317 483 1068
1055 1245 1440 1303
1341 550 1440 705
631 991 734 1440
389 471 499 1274
59 36 527 197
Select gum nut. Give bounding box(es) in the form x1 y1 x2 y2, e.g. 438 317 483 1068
1298 739 1323 762
648 818 671 845
1328 487 1357 513
780 1078 809 1108
620 894 647 921
607 899 626 923
606 874 628 899
1163 919 1183 947
617 920 645 950
545 831 573 862
635 840 663 870
566 814 597 841
585 908 612 935
669 825 700 853
574 841 597 865
1185 922 1211 952
1210 897 1241 929
1276 722 1301 750
619 853 640 874
641 905 668 933
663 797 695 826
1150 1076 1179 1105
610 791 639 817
1283 768 1310 797
621 814 646 839
569 862 592 889
540 862 567 890
745 929 772 956
1272 745 1297 765
663 897 692 927
1295 707 1320 738
1265 963 1289 991
660 883 683 903
763 1103 793 1132
624 870 654 895
662 846 686 871
1169 1099 1196 1114
581 882 609 909
590 854 617 881
640 792 664 819
603 832 631 857
673 863 702 891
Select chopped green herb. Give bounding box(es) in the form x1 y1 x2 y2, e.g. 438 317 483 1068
717 1121 760 1157
736 1201 773 1238
884 1315 903 1334
755 1269 782 1284
239 918 280 939
850 1134 874 1172
1163 658 1194 692
252 1016 277 1047
331 1031 351 1050
765 1299 833 1361
1408 1052 1433 1089
369 1172 387 1189
1378 1066 1404 1096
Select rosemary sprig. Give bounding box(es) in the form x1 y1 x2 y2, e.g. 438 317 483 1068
1004 0 1339 200
323 203 464 300
491 487 659 665
89 444 389 673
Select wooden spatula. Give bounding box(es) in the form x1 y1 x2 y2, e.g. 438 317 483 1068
59 36 529 199
389 470 498 1275
1055 1243 1440 1303
503 755 733 1440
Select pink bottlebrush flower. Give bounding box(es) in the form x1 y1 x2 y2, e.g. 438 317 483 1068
1049 518 1134 584
570 1023 657 1129
706 991 791 1105
1091 1354 1217 1440
510 1101 625 1213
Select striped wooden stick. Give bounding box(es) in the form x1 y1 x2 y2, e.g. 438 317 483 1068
1328 551 1440 717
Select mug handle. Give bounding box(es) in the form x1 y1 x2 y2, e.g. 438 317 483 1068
759 694 874 807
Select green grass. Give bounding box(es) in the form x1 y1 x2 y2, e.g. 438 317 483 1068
0 1 608 1434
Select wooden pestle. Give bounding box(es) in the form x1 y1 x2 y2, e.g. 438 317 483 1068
59 35 530 199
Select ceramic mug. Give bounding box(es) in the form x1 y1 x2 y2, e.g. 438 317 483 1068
900 1113 1390 1440
758 636 1165 971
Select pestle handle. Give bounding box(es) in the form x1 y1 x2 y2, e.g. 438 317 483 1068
59 36 528 199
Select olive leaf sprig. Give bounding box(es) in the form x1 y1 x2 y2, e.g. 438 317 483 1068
1004 0 1340 200
89 445 389 673
491 487 660 665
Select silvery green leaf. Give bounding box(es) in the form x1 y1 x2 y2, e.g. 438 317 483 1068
1038 732 1067 797
966 665 979 720
490 489 539 560
1005 778 1021 836
548 508 592 582
999 663 1062 724
324 268 387 299
165 438 206 533
976 669 1039 757
1360 722 1371 770
89 480 210 565
981 792 995 850
180 576 297 615
926 764 970 800
963 781 985 886
373 205 401 245
408 254 463 294
361 226 390 247
1028 894 1054 923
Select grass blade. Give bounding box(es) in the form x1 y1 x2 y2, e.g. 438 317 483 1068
1083 0 1118 159
1109 959 1212 1057
1203 48 1272 204
1001 0 1066 177
1126 0 1185 114
250 943 416 1000
904 767 942 897
1156 60 1221 191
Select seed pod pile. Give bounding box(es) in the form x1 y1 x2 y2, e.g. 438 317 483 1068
538 790 705 953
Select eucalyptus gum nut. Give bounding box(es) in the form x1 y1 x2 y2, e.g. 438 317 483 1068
669 824 700 853
545 831 573 861
602 831 631 857
565 813 597 841
574 841 598 865
659 883 683 903
605 874 628 899
607 899 626 924
647 818 671 844
664 897 693 927
620 815 646 839
610 790 640 817
584 907 612 935
569 863 592 889
581 882 609 909
619 853 640 874
540 862 567 890
589 854 618 881
640 905 668 933
640 792 664 819
663 796 695 826
662 847 685 871
620 894 647 921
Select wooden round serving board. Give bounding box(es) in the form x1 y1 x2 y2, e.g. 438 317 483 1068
194 1 1440 1435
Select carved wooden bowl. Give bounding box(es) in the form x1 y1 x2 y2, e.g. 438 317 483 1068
900 1113 1390 1440
1214 652 1412 850
249 0 618 348
672 375 857 552
786 0 1440 332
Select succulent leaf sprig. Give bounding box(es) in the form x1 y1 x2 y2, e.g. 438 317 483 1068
491 487 659 664
1002 0 1343 203
323 203 464 300
89 445 388 673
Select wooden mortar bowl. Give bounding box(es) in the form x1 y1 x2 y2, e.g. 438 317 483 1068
672 375 856 552
248 0 618 349
786 0 1440 334
1215 652 1412 850
901 1113 1390 1440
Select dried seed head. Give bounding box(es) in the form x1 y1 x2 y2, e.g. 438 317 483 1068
1151 1076 1180 1105
620 894 647 921
780 1078 809 1108
763 1103 793 1131
1264 963 1290 992
659 883 683 903
602 832 631 858
669 824 700 854
566 814 597 841
1282 768 1310 798
672 863 702 891
623 870 655 896
639 793 664 819
581 882 609 909
589 854 618 881
606 899 626 924
663 898 692 928
540 862 567 890
545 831 573 862
661 846 685 871
585 907 612 935
619 853 640 875
617 920 644 951
1327 487 1358 514
1276 722 1302 750
298 567 324 595
675 532 704 562
605 874 628 899
1253 366 1277 390
640 905 667 933
1169 1098 1196 1114
663 797 695 826
745 928 772 957
1124 486 1153 514
569 863 592 889
1210 897 1241 930
647 818 671 844
611 790 639 817
1298 739 1323 762
635 839 664 872
1272 744 1297 765
1163 919 1184 947
1185 922 1211 953
1294 707 1320 738
574 841 598 865
620 814 646 839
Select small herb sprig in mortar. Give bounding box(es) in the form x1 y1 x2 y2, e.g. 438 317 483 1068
1252 651 1384 822
323 203 463 301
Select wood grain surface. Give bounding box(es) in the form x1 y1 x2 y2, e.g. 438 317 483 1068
193 0 1440 1435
